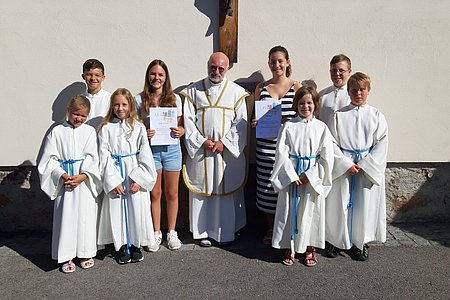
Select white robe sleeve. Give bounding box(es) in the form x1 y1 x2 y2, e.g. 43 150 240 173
78 129 102 197
220 94 249 158
128 124 157 191
304 126 334 197
358 111 388 186
270 123 300 192
328 113 354 180
98 127 124 194
181 92 207 159
38 132 66 200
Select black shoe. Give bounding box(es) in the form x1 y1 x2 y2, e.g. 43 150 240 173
130 245 144 263
353 244 369 261
325 242 339 258
118 245 131 264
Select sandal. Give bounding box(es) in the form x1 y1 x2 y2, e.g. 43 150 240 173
304 247 317 267
80 258 95 269
282 249 295 266
61 261 76 273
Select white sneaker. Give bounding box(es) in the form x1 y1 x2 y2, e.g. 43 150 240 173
143 231 162 252
167 230 182 250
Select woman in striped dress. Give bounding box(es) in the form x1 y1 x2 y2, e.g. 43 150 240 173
251 46 301 244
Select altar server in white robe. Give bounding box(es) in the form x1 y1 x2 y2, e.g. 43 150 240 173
317 54 352 125
39 95 102 273
97 88 157 264
271 86 334 267
180 52 249 246
326 72 388 261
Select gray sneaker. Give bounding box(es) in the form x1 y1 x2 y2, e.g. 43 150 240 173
143 231 162 252
167 230 182 250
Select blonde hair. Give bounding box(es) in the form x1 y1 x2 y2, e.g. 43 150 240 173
67 95 90 114
347 72 371 92
98 88 141 133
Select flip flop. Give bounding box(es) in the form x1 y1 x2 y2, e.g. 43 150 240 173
80 258 95 269
61 261 76 273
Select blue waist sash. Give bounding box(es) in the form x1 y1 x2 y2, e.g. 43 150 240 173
59 158 85 176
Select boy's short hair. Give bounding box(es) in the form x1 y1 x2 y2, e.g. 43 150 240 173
292 86 320 113
347 72 371 91
67 95 90 113
82 59 105 74
330 54 351 69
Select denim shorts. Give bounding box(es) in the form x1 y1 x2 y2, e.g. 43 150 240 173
151 143 182 171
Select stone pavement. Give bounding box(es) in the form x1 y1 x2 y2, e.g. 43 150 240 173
1 222 449 299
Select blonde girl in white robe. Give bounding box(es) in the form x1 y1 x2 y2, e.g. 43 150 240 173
271 87 334 267
38 95 102 273
326 72 388 261
97 88 157 264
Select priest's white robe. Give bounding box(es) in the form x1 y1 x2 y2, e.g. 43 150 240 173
181 78 249 242
326 103 388 250
271 117 334 253
38 122 102 263
97 119 157 251
317 85 350 125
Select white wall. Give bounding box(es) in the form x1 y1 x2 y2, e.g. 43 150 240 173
1 0 449 165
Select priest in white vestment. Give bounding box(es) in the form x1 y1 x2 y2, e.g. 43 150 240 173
180 52 249 245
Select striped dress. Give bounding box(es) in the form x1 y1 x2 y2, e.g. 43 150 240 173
256 84 297 214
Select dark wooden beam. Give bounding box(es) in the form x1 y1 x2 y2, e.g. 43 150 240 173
219 0 238 63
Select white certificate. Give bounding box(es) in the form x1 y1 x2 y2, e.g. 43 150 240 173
255 99 282 138
149 107 178 145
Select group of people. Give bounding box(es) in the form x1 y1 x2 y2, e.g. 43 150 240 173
38 46 388 273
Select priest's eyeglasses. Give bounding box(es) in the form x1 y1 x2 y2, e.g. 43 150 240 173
330 68 350 75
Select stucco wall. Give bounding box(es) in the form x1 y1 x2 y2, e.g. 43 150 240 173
1 1 450 165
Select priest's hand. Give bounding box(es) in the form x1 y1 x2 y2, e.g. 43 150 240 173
347 164 361 176
113 185 125 196
147 129 156 139
212 140 224 153
129 182 140 194
203 139 215 151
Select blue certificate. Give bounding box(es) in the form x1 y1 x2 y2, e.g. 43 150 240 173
255 99 282 138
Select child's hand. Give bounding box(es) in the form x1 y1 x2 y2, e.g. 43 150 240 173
65 173 87 188
299 173 309 184
170 126 185 138
61 173 70 182
147 129 156 139
251 118 258 128
129 182 140 194
347 164 361 176
113 185 125 196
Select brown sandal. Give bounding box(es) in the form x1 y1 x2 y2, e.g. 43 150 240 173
282 249 295 266
304 247 317 267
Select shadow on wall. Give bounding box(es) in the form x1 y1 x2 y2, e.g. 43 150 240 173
389 162 450 247
194 0 219 51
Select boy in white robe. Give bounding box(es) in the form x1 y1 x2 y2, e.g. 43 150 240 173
81 59 111 130
271 86 334 266
180 52 249 246
317 54 352 125
38 95 102 273
326 72 388 261
97 88 157 264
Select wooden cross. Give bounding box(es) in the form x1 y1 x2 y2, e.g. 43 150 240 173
219 0 238 63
